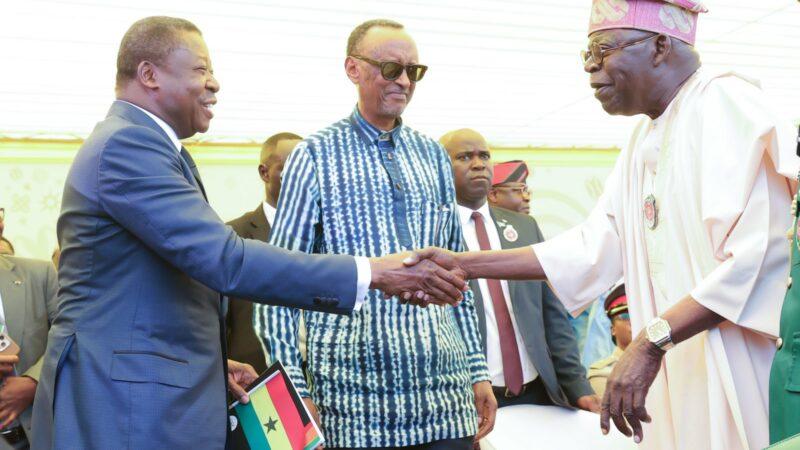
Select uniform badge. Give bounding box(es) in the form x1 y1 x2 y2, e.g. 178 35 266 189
644 194 658 230
503 224 519 242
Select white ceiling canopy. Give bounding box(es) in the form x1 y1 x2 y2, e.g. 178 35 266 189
2 0 798 149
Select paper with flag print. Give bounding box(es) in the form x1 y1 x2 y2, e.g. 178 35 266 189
228 361 323 450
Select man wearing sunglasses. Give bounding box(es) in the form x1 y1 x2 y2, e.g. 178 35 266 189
403 1 799 449
256 19 492 450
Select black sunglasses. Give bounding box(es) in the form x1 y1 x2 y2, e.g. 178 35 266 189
350 55 428 82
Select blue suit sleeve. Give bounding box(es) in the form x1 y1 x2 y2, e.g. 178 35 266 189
96 126 357 312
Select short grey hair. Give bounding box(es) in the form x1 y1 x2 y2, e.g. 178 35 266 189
346 19 404 55
116 16 201 89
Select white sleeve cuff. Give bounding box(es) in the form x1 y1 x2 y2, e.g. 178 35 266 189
353 256 372 311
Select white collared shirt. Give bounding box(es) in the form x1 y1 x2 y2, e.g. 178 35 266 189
118 100 182 153
262 201 277 230
458 202 538 386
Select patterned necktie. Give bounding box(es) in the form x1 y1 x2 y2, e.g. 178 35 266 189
471 211 523 394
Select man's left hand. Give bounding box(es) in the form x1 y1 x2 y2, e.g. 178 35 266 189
472 381 497 442
227 359 258 404
0 376 36 429
575 394 601 413
600 333 664 444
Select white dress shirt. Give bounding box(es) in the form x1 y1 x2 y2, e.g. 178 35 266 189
261 201 277 230
119 101 371 307
119 101 181 153
458 202 538 386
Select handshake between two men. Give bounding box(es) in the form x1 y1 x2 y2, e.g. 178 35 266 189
369 245 538 306
369 248 468 307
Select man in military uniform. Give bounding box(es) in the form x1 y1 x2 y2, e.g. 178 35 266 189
587 284 631 398
488 161 531 215
769 126 800 444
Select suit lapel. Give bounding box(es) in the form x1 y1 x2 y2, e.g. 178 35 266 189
490 208 515 251
0 258 26 342
109 102 208 203
469 278 488 354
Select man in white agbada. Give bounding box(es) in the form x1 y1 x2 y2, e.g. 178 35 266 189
403 0 799 448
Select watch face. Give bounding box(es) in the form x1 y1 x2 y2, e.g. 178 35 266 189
648 320 670 341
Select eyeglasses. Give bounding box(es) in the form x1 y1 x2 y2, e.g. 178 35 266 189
581 34 658 66
494 186 530 197
350 55 428 82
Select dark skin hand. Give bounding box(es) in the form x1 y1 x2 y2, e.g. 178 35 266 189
473 381 497 442
0 376 37 428
576 394 602 413
227 359 258 404
403 248 726 443
401 246 544 286
0 356 18 379
371 251 468 307
600 296 723 443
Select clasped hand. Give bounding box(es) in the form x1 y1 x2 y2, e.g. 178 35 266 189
370 248 466 307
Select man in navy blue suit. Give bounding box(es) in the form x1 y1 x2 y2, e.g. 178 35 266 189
30 16 466 450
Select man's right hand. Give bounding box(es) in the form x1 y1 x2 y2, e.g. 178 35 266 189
398 247 467 303
403 247 464 275
369 251 467 307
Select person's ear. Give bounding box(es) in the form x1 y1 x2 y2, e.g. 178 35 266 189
138 61 159 89
653 34 672 67
487 189 499 203
345 56 361 85
258 163 269 184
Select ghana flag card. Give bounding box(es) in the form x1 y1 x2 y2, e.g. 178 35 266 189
228 361 323 450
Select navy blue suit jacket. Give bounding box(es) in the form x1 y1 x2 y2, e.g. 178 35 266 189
31 101 357 450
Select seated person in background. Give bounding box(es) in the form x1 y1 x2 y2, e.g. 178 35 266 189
0 238 14 257
0 254 58 449
443 128 599 412
587 284 631 398
488 160 531 215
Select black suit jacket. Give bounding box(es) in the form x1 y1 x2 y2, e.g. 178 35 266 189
468 206 594 407
226 204 270 373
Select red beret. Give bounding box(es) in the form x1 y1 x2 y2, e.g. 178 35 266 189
492 160 529 186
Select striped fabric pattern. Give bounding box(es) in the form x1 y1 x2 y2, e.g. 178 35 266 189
255 107 489 447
